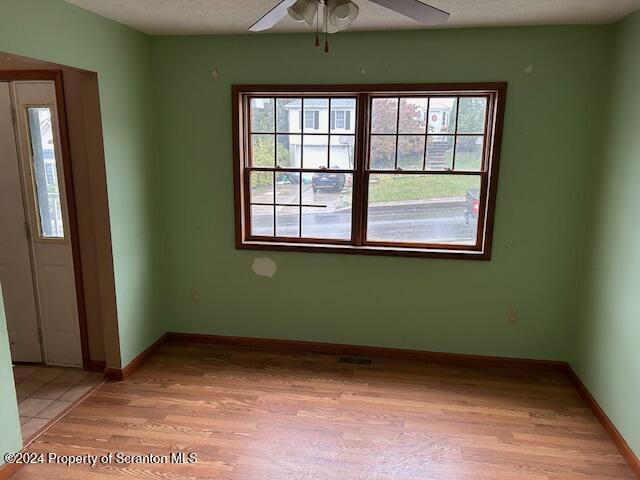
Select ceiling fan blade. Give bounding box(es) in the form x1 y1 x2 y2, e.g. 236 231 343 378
249 0 297 32
369 0 450 25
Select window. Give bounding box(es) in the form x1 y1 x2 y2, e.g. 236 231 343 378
44 162 56 186
234 84 506 259
331 110 351 130
304 110 319 130
26 107 64 239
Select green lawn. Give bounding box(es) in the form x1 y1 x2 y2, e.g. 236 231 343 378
368 174 479 203
454 151 482 170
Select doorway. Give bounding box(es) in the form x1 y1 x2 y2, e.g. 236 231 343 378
0 75 107 445
0 59 122 450
0 79 84 367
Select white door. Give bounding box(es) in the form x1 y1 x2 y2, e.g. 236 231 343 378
0 82 43 363
11 81 83 367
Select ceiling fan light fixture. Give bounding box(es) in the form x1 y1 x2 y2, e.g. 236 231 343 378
287 0 318 26
250 0 450 49
328 0 359 30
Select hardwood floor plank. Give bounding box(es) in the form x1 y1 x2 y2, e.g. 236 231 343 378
11 342 636 479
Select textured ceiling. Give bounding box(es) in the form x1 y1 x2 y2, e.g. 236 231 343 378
64 0 640 35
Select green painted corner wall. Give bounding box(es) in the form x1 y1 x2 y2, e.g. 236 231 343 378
0 0 637 463
151 26 611 361
0 284 22 463
572 10 640 458
0 0 166 367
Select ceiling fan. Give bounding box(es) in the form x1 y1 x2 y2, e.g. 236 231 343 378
249 0 450 52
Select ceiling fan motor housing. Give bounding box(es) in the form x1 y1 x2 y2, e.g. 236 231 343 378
250 0 450 40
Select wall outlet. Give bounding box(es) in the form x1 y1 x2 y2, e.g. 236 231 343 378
506 308 519 324
190 289 201 303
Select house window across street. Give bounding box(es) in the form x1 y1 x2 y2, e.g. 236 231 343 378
304 110 319 130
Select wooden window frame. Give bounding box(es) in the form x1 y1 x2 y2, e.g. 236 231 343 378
233 83 507 260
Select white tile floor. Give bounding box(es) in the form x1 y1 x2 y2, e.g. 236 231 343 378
13 365 102 443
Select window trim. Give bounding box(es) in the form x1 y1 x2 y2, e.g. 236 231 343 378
232 83 507 260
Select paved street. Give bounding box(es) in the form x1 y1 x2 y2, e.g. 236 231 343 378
252 201 477 244
252 180 477 243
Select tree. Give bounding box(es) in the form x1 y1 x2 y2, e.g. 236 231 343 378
251 98 274 132
457 98 486 134
371 98 426 169
250 135 295 194
456 98 486 156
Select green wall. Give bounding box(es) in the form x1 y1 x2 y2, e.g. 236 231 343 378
0 284 22 461
0 0 637 462
152 26 610 360
0 0 165 367
573 10 640 457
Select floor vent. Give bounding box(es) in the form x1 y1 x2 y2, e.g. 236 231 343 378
337 356 374 366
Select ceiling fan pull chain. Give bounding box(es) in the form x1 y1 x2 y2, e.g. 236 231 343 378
323 0 329 53
315 0 320 47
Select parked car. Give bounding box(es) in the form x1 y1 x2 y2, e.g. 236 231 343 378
275 172 300 184
312 171 346 193
465 189 480 224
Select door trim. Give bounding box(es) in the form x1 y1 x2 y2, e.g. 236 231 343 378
1 70 90 369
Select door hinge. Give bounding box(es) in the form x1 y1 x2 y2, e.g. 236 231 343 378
24 222 31 240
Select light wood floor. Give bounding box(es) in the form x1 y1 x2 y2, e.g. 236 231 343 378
13 342 634 479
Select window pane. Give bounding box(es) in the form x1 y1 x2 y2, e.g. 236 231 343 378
371 98 398 134
302 135 329 169
457 97 487 134
302 172 323 206
367 174 481 245
330 135 355 169
251 98 274 132
27 107 64 239
303 98 329 133
276 206 300 237
251 205 274 236
276 98 301 133
330 98 356 134
398 98 428 134
426 136 454 170
276 171 300 204
455 136 484 171
251 134 275 167
250 171 274 204
397 136 425 170
370 135 396 170
276 134 301 168
428 97 457 134
302 173 352 239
